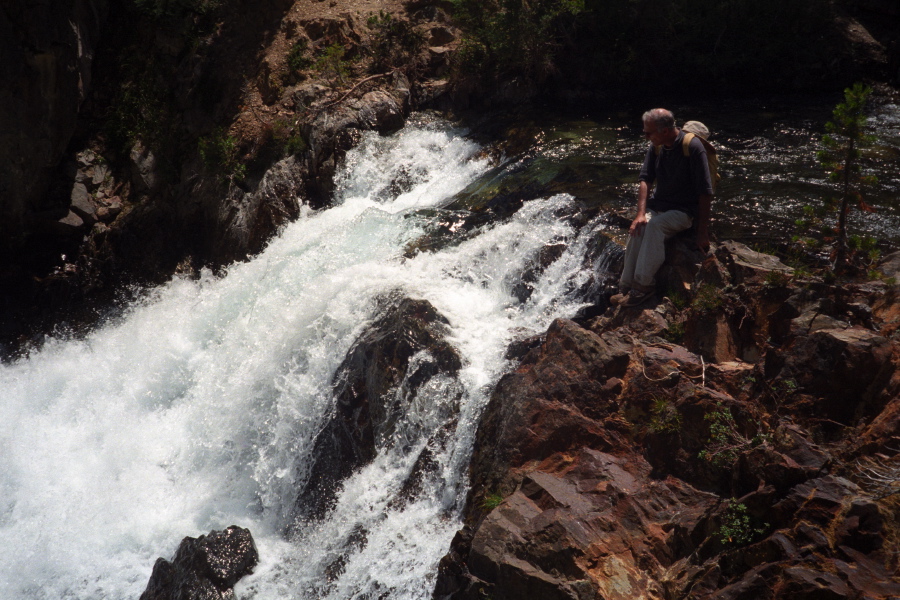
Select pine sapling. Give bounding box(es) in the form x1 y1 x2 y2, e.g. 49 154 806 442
817 83 879 272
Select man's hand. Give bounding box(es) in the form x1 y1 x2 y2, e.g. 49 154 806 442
629 213 649 237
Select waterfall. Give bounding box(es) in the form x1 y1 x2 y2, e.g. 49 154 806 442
0 114 612 600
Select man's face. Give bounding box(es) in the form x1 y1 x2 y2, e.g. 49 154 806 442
643 120 667 144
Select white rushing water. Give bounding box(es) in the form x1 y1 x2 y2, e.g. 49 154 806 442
0 115 608 600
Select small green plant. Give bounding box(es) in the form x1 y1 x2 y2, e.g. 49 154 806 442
698 403 754 467
199 127 246 183
663 321 685 344
367 11 427 72
691 284 723 313
763 269 792 288
287 38 313 74
667 290 688 310
481 492 504 511
648 397 682 434
271 118 308 156
716 500 768 546
315 44 352 87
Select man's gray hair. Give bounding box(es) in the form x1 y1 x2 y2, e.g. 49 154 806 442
642 108 676 130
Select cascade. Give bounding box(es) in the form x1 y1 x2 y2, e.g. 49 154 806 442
0 115 615 600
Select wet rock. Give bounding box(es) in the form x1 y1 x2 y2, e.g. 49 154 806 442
213 154 305 264
292 296 462 522
356 90 404 134
139 526 258 600
130 140 161 193
303 89 408 205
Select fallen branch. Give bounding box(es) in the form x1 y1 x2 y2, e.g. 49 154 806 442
320 70 398 110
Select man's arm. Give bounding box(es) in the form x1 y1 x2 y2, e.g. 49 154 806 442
630 180 650 237
695 193 712 252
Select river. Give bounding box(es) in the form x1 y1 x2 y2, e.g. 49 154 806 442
0 98 897 600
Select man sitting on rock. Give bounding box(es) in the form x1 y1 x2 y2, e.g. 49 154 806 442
614 108 714 307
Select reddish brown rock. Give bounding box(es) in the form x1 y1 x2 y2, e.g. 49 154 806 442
767 327 894 425
448 449 718 600
435 264 900 600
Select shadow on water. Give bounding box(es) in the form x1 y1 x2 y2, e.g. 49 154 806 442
454 94 900 251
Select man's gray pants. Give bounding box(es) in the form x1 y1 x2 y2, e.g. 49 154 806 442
619 209 693 293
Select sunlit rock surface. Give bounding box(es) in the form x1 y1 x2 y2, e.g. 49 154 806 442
435 242 900 600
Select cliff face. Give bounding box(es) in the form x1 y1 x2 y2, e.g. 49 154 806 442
0 0 109 250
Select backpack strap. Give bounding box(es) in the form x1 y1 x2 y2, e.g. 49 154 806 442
682 132 695 157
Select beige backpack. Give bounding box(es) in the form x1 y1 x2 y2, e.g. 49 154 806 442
655 120 720 192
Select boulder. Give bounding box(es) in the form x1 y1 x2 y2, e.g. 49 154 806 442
292 296 462 522
139 526 258 600
211 154 306 265
714 240 794 284
767 327 893 424
69 182 97 225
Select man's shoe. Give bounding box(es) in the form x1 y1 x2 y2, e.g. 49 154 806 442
622 289 654 307
610 292 628 306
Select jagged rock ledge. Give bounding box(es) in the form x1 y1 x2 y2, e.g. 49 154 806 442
433 241 900 600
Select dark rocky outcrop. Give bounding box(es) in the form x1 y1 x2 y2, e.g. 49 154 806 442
435 242 900 600
140 526 258 600
292 295 463 524
0 0 109 253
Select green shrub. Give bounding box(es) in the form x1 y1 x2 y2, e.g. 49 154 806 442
649 397 682 434
698 403 757 468
287 38 314 74
691 284 723 313
481 492 504 511
199 127 246 183
450 0 584 81
763 270 792 288
271 118 308 156
315 44 352 86
667 290 689 310
716 500 768 546
663 321 685 344
367 11 427 72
